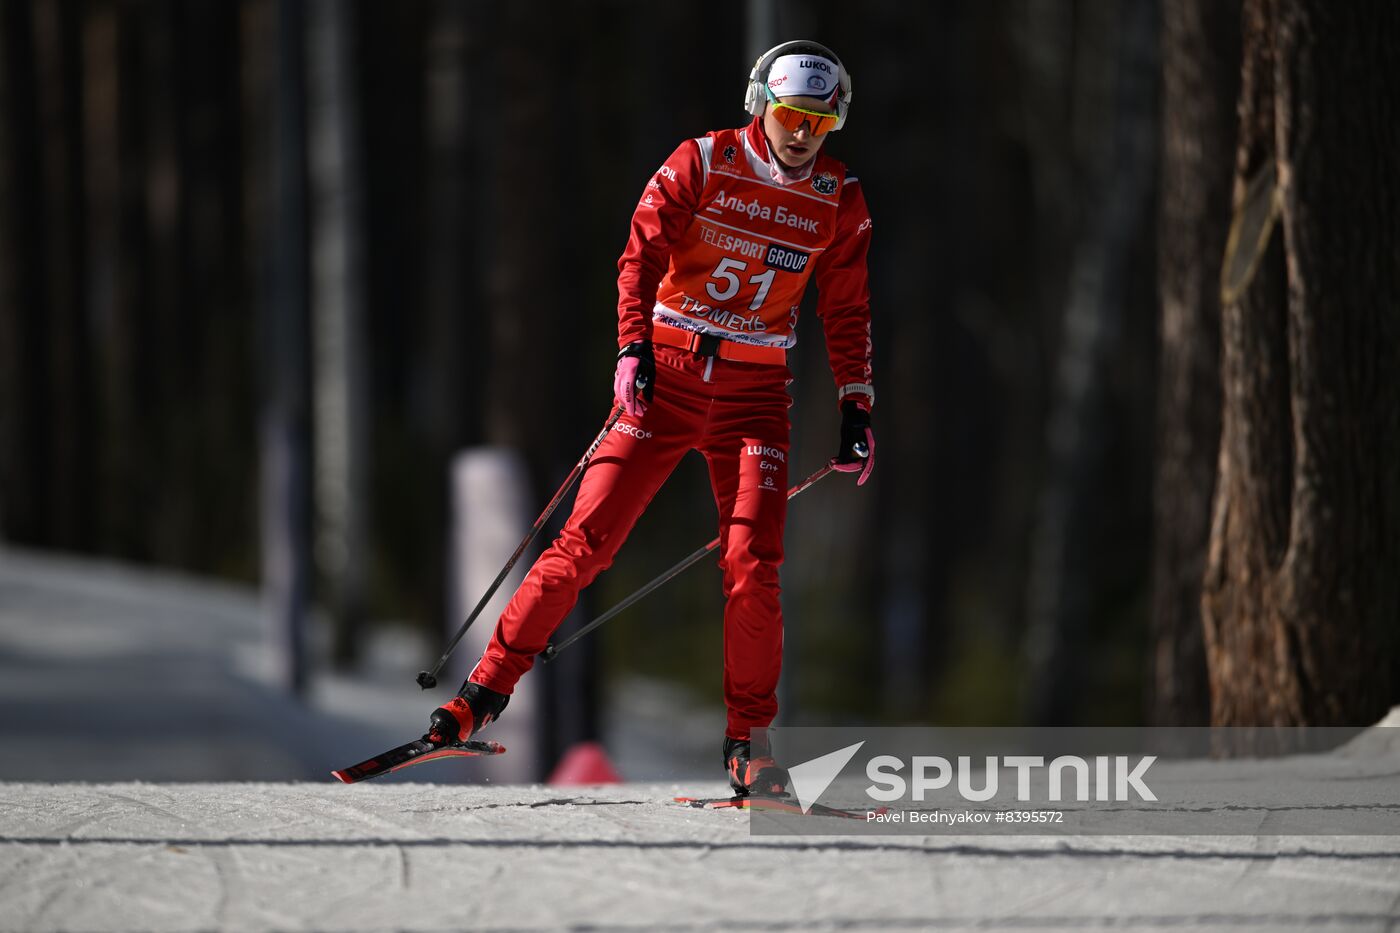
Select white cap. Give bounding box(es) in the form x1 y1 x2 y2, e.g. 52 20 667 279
765 53 841 104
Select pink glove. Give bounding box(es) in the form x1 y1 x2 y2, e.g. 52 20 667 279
830 400 874 486
613 341 655 417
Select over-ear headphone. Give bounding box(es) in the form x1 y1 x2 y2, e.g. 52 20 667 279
744 40 853 131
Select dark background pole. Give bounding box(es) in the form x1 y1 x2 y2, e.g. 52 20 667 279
261 0 312 697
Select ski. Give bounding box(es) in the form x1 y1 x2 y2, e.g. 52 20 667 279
674 795 885 821
332 737 506 784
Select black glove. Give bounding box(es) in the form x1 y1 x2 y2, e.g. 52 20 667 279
830 399 874 486
614 340 655 416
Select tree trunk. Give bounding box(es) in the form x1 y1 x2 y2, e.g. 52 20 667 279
1148 0 1239 725
307 0 369 667
1203 0 1400 726
104 2 154 561
421 0 481 454
178 1 252 574
81 3 124 557
1023 0 1158 724
0 0 47 543
134 1 192 562
34 0 94 551
259 0 313 696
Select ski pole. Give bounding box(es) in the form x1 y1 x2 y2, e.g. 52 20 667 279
417 404 626 689
538 459 847 664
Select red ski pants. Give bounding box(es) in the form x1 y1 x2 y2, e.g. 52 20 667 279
469 345 792 739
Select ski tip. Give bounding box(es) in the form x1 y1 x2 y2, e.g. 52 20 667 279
331 769 354 784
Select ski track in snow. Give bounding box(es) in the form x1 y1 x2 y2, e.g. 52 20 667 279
1 782 1398 932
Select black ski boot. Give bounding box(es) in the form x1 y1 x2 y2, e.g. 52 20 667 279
427 682 510 745
723 735 789 797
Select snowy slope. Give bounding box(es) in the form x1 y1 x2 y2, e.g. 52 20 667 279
0 544 720 785
3 780 1399 932
3 548 1399 931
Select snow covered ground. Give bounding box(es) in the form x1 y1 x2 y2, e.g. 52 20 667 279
3 780 1400 931
0 545 719 786
2 547 1398 931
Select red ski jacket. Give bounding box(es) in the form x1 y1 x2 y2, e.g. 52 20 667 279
617 117 874 408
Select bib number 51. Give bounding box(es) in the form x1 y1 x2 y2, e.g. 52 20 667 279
705 258 775 311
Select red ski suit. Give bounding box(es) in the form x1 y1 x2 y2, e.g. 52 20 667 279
469 117 873 739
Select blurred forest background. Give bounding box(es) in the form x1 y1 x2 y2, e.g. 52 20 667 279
1 0 1395 746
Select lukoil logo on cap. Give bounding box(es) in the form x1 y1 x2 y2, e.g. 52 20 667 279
767 53 839 100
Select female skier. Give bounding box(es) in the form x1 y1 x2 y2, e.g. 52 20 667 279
428 40 875 796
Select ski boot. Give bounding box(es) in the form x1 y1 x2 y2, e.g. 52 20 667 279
427 682 510 746
723 735 789 798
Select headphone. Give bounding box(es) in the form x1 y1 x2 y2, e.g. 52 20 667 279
744 40 853 131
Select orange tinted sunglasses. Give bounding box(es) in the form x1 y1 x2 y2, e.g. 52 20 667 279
764 85 839 137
